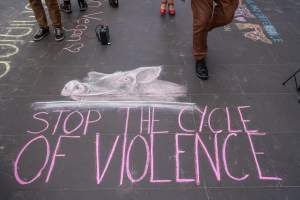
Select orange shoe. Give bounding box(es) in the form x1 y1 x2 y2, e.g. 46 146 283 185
160 1 167 15
168 2 175 16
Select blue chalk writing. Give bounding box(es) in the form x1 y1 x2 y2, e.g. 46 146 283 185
245 0 283 43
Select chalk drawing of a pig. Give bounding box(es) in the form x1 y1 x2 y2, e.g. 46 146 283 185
61 66 187 101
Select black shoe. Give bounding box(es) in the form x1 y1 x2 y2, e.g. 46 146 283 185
195 59 209 80
78 0 88 11
54 27 65 41
109 0 119 8
33 27 50 41
61 1 72 13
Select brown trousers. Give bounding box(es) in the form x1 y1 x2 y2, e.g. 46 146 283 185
29 0 62 28
192 0 239 60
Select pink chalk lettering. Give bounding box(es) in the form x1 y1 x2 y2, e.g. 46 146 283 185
51 110 70 135
88 0 103 8
83 110 101 135
225 107 242 133
14 135 50 185
96 133 120 184
63 43 84 53
77 17 90 24
208 108 223 134
120 108 130 185
68 30 82 42
195 133 221 183
238 106 258 133
175 133 195 183
222 133 249 181
247 132 282 181
195 106 208 133
194 133 200 185
140 107 151 134
178 107 195 133
45 135 80 183
75 24 88 31
151 106 169 134
63 111 84 135
82 11 104 22
126 135 150 183
27 112 49 134
150 133 172 183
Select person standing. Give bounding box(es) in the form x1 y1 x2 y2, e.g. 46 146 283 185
29 0 64 41
192 0 239 80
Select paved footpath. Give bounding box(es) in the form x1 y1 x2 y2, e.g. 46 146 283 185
0 0 300 199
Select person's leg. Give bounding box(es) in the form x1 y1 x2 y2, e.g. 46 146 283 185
191 0 213 61
78 0 88 11
29 0 48 28
45 0 62 28
64 0 71 4
45 0 64 41
208 0 239 31
191 0 214 80
61 0 72 13
160 0 167 15
168 0 175 15
29 0 50 41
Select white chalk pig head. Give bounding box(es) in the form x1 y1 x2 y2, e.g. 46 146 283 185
61 80 87 97
61 66 186 101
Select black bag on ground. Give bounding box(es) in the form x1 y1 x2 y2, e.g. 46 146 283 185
95 25 111 45
109 0 119 8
